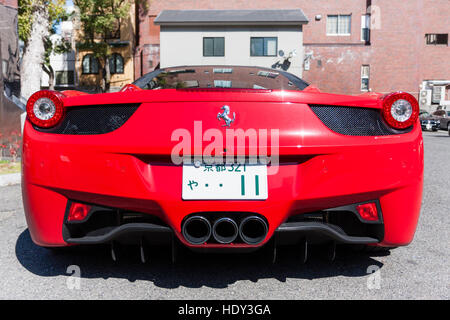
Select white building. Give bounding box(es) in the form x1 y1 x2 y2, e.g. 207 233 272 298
154 9 308 78
40 20 76 89
419 80 450 112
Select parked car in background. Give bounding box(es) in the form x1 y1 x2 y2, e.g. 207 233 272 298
419 110 440 131
433 109 450 131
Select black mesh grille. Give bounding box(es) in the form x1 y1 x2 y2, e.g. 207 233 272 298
34 104 140 135
309 105 412 136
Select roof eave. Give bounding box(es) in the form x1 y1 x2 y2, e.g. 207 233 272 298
154 21 309 26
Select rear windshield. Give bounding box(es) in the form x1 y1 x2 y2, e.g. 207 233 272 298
133 66 309 91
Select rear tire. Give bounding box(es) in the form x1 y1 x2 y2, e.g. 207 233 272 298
447 123 450 136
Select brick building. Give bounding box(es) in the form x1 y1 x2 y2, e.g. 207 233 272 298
134 0 449 111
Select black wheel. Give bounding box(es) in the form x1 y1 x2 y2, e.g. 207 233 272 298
447 123 450 136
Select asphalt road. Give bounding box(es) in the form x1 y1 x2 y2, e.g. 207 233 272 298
0 131 448 300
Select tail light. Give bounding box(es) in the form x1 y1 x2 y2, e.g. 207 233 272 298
382 91 419 129
67 202 92 222
26 90 65 128
356 202 379 222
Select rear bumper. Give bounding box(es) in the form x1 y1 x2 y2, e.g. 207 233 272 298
62 222 378 246
65 223 173 245
22 118 424 249
60 199 383 246
275 222 378 245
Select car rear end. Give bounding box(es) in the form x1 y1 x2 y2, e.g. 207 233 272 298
22 66 423 258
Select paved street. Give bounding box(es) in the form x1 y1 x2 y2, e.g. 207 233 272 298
0 131 448 299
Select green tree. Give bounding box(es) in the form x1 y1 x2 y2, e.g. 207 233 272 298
18 0 71 97
74 0 132 92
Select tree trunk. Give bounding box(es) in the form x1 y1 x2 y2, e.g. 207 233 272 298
48 69 55 91
48 64 55 91
103 55 111 93
20 3 49 100
42 64 55 90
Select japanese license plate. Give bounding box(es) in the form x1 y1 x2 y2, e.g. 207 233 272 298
426 123 432 130
182 163 268 200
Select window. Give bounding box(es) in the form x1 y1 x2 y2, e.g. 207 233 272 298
82 54 99 74
133 66 309 91
203 37 225 57
250 37 277 56
2 60 7 78
109 53 124 74
327 15 351 35
55 71 74 85
426 34 448 45
432 110 445 117
361 65 370 91
361 14 370 42
106 19 121 39
432 86 444 103
257 70 279 78
214 80 232 88
213 68 233 74
253 84 267 89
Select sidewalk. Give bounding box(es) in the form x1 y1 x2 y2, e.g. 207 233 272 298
0 173 20 187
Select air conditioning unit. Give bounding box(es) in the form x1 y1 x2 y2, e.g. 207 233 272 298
419 89 432 107
432 85 445 104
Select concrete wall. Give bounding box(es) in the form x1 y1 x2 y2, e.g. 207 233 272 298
159 25 304 77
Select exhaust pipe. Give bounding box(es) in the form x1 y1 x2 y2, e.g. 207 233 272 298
182 216 212 245
212 217 238 244
239 216 268 245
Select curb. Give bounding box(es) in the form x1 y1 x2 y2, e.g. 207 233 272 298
0 173 21 187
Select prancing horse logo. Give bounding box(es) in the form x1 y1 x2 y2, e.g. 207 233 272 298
217 105 236 127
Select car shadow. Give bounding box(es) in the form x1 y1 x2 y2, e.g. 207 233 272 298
15 229 385 289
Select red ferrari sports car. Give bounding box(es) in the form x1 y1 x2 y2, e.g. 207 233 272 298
22 65 423 262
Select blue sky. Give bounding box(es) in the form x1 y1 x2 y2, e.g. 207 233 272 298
55 0 74 34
